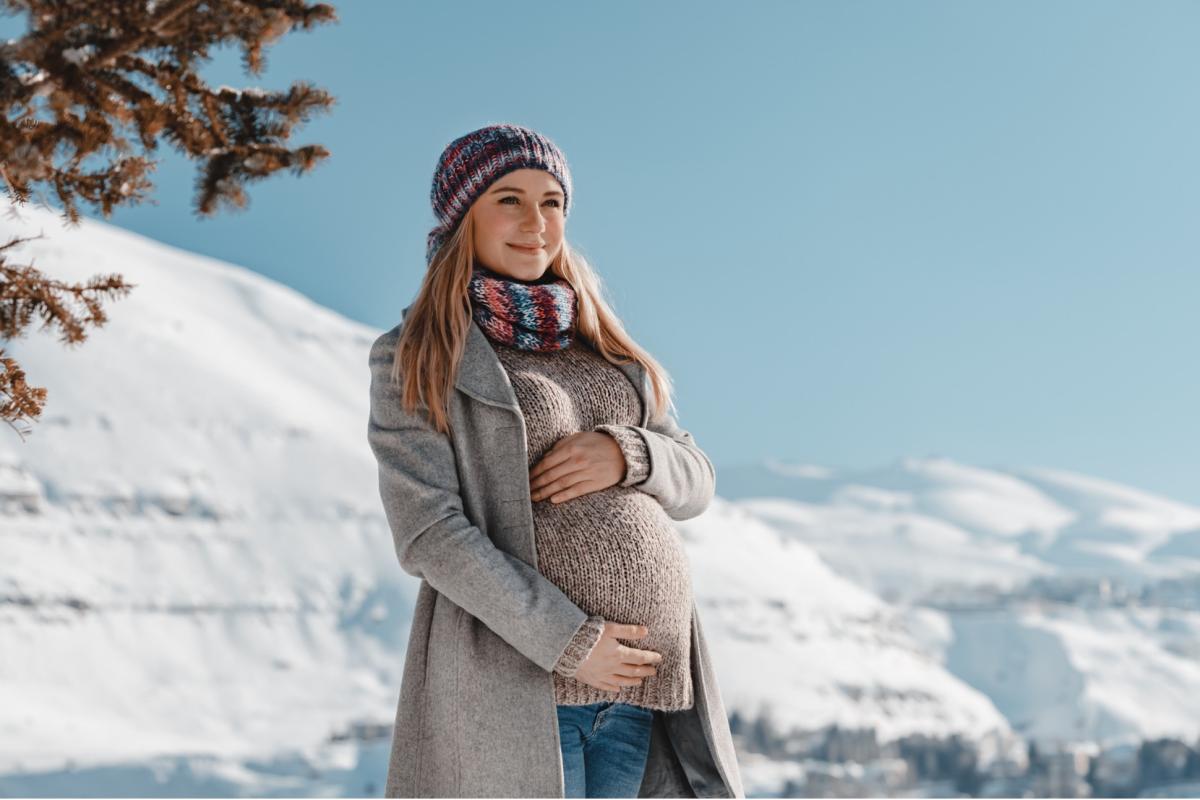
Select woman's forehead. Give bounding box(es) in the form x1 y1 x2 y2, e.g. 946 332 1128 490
494 168 563 189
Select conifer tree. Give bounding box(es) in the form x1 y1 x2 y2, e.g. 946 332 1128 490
0 0 337 438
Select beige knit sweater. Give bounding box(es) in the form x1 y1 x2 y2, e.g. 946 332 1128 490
490 336 695 712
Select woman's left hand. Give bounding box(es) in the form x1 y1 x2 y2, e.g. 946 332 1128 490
530 431 625 504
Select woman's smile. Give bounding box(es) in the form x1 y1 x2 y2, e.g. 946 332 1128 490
508 243 543 255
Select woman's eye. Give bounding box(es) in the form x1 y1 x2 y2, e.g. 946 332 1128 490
500 196 561 208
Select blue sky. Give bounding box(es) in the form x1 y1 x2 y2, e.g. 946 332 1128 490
5 2 1199 504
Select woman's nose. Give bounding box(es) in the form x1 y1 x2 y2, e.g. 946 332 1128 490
521 205 546 231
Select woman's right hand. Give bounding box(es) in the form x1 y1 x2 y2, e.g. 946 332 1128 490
573 621 661 692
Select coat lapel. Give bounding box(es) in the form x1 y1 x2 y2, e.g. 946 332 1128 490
455 316 523 411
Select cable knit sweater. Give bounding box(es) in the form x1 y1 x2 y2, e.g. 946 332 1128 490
490 336 695 712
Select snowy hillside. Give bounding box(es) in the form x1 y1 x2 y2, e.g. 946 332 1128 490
680 497 1009 744
720 459 1200 748
2 200 1199 796
0 201 404 795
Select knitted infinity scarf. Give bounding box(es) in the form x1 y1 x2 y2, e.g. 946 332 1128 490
467 261 578 351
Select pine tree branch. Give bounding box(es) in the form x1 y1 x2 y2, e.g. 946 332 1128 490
0 0 337 437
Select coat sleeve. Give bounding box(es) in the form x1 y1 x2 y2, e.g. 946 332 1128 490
592 380 716 522
367 328 592 674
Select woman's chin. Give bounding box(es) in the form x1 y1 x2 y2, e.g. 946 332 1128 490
505 260 548 277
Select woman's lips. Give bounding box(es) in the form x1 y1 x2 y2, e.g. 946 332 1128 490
508 243 543 254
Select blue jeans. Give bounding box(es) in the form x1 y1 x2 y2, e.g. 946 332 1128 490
557 701 655 798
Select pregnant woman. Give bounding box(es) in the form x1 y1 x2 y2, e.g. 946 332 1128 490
367 123 744 798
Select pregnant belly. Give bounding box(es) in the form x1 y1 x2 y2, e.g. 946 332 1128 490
531 486 694 624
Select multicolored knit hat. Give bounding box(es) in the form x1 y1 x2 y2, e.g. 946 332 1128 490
426 123 573 266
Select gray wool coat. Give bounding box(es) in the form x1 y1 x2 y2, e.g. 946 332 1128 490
366 303 745 798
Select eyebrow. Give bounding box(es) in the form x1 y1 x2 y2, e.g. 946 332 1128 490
488 185 565 197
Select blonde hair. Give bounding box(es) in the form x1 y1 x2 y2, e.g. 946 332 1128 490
392 206 677 436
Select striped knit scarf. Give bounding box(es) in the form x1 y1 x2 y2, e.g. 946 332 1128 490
467 261 577 351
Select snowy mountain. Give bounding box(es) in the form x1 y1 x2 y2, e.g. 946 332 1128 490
680 497 1010 744
720 458 1200 600
0 201 400 796
719 459 1200 747
2 201 1199 796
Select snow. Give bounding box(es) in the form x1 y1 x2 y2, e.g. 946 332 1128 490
719 456 1200 749
0 200 399 792
687 500 1012 744
61 44 96 65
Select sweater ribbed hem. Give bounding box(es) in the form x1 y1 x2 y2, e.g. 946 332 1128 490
553 654 694 712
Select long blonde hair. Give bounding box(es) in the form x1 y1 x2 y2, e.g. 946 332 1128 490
392 206 677 436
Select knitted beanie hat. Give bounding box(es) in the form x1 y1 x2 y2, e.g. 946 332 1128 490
426 123 573 266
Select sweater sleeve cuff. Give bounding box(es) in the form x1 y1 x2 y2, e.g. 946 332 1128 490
553 614 606 678
594 424 651 487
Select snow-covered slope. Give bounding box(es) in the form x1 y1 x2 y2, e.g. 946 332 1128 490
0 201 403 794
679 497 1009 744
720 458 1200 748
720 458 1200 602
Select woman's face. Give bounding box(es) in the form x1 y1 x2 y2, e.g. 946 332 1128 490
470 168 565 280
